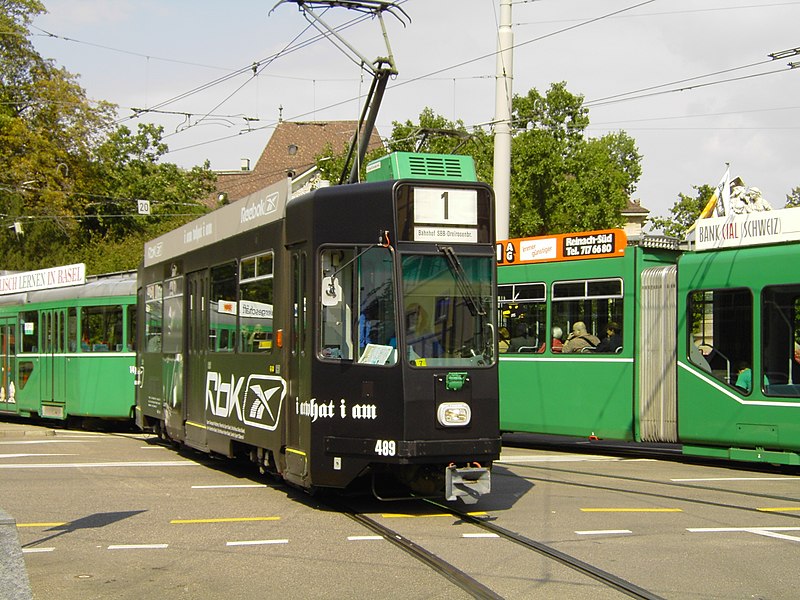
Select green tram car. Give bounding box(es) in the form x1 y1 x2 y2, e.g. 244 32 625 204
0 265 136 423
497 207 800 465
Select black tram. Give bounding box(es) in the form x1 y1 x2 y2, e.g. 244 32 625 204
135 153 500 502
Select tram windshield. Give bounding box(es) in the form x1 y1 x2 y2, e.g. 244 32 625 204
402 252 494 367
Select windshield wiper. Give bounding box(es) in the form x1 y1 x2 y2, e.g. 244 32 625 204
438 245 486 317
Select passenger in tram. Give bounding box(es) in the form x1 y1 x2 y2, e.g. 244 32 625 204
509 323 536 352
735 360 769 393
498 327 510 353
537 326 563 353
561 321 600 353
594 321 622 353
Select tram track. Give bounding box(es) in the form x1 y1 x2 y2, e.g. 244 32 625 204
332 497 665 600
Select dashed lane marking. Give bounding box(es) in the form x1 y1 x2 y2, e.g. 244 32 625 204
758 507 800 512
672 476 800 482
0 460 201 469
108 544 169 550
580 508 682 512
170 517 280 524
0 454 76 459
21 547 55 553
17 523 67 528
226 539 288 546
382 512 487 518
191 484 268 489
688 526 800 543
347 535 383 541
576 530 633 536
462 533 499 539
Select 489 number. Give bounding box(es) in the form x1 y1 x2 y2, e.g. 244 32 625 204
374 439 396 456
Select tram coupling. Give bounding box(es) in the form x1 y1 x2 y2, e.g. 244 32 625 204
445 462 491 504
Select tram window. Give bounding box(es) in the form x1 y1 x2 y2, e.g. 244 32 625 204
126 304 136 351
163 276 183 354
145 283 163 352
762 285 800 396
688 289 752 389
320 248 355 361
551 278 623 354
356 247 396 364
20 311 37 353
239 252 274 354
81 305 123 352
210 262 237 353
68 308 78 352
498 283 546 353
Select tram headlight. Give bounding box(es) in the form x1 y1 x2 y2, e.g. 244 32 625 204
437 402 471 427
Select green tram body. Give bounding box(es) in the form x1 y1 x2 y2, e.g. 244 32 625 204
498 214 800 465
136 161 500 501
0 270 136 422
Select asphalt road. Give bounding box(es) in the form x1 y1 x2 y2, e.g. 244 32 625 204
2 423 800 599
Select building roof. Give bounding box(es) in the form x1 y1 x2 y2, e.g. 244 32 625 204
622 198 649 216
208 120 383 208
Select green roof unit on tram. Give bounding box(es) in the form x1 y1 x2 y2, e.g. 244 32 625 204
365 152 477 182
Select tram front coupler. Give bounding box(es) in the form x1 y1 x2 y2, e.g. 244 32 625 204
445 462 491 504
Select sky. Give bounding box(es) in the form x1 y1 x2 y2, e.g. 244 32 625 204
30 0 800 223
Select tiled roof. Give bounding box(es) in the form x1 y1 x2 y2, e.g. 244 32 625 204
623 198 649 215
207 120 383 207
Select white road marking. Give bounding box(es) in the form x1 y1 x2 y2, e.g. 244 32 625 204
347 535 383 541
688 526 800 543
108 544 169 550
672 477 799 482
0 461 200 469
575 530 633 536
0 440 98 445
0 454 76 459
21 547 55 553
191 484 267 489
498 454 623 463
226 539 288 546
462 533 499 538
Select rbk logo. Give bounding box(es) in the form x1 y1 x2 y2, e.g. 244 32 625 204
241 374 286 431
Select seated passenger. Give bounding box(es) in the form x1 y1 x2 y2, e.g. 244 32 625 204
509 324 536 352
561 321 600 354
735 360 769 392
594 321 622 353
538 326 563 353
498 327 510 353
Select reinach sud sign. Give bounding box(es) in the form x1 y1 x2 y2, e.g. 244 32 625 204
0 263 86 296
496 229 627 266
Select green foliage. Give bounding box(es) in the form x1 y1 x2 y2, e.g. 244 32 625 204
0 2 215 273
649 184 715 238
509 82 641 236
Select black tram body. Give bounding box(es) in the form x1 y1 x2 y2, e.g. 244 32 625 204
136 166 500 501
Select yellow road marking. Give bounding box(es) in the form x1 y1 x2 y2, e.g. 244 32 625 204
758 507 800 512
382 512 488 518
16 522 67 527
580 508 683 513
170 517 280 524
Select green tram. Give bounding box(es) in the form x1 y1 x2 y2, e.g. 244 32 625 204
497 207 800 465
0 265 136 423
136 153 500 502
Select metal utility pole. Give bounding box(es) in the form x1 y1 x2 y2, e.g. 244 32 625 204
493 0 513 240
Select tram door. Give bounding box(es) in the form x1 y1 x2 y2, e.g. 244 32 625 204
284 250 309 481
185 270 209 449
40 309 67 408
0 318 16 412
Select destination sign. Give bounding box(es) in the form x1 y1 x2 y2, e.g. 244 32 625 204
497 229 627 265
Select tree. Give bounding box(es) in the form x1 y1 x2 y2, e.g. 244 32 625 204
649 184 715 238
0 1 216 272
787 187 800 208
508 82 642 237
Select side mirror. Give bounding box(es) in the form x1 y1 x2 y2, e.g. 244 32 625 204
321 276 342 307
